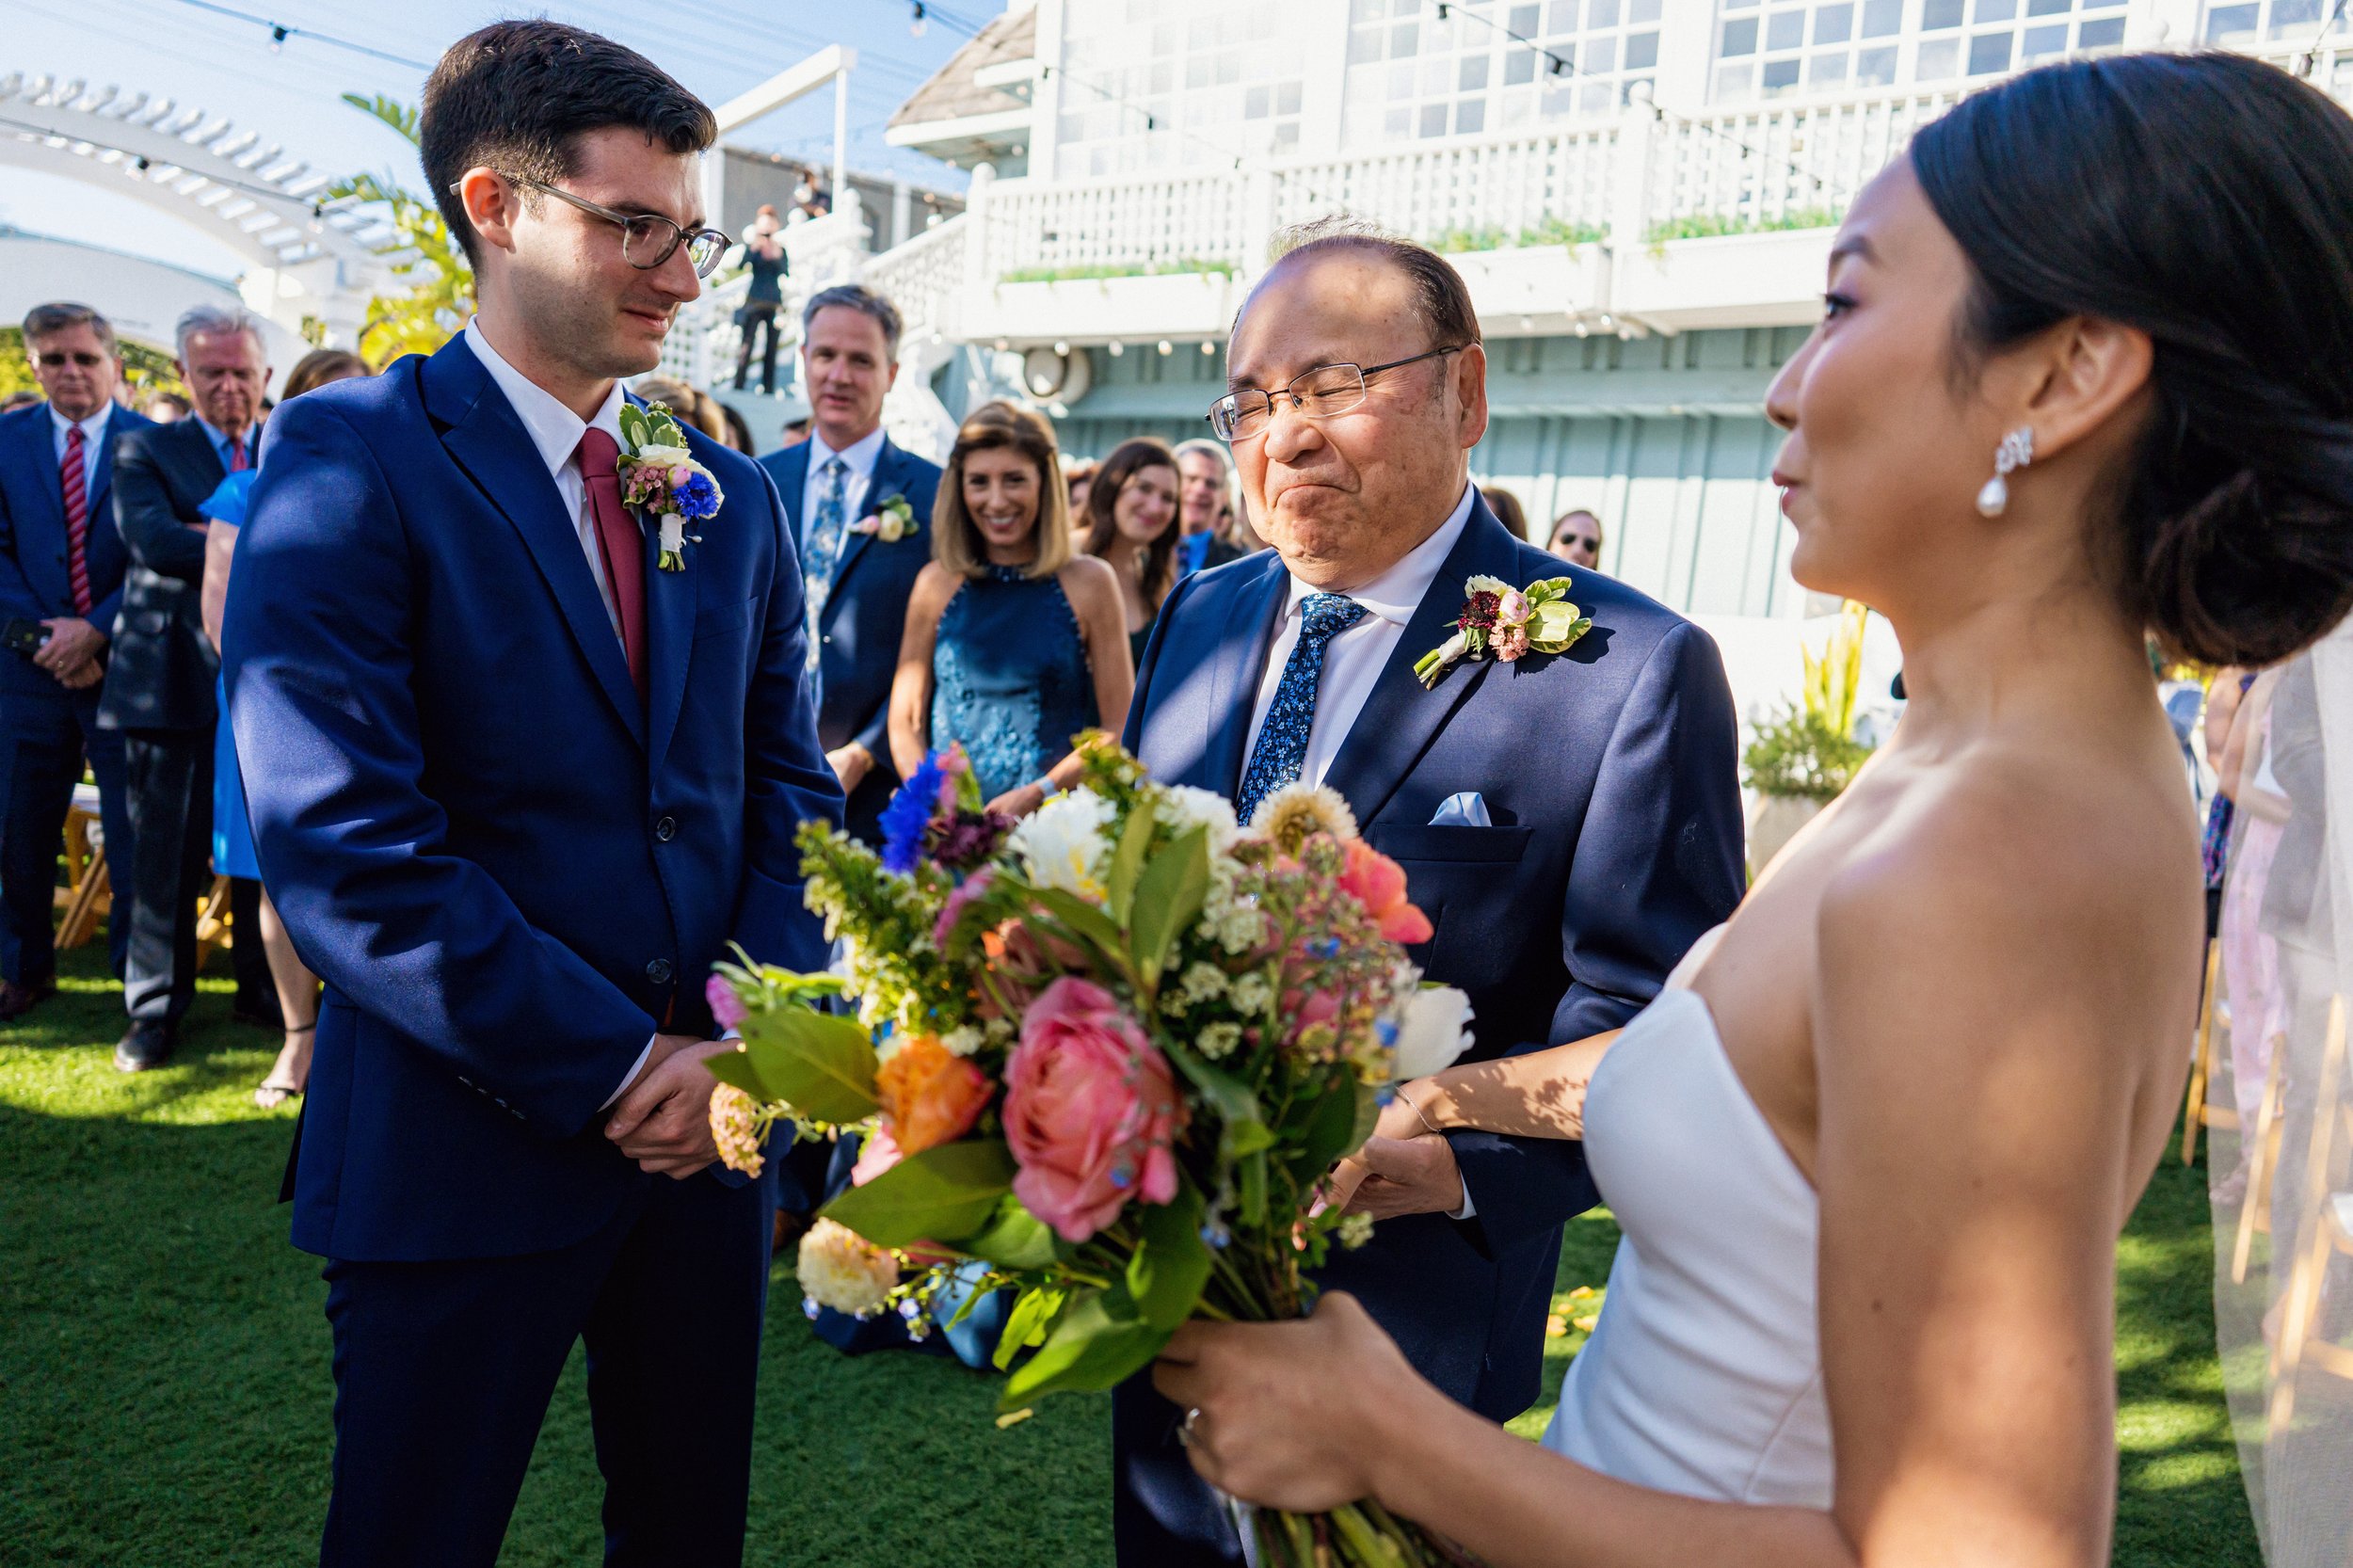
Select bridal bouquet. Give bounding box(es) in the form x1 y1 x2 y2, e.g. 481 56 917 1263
708 735 1479 1566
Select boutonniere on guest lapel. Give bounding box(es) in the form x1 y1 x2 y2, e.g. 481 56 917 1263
1415 573 1593 688
850 492 918 542
616 402 724 571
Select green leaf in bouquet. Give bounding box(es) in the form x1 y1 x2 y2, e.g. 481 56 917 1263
821 1139 1016 1248
1224 1118 1277 1159
1289 1073 1381 1184
993 1283 1066 1370
1025 888 1136 982
1000 1286 1172 1408
730 1002 881 1123
1163 1039 1267 1143
1128 826 1209 989
959 1194 1059 1270
1104 797 1159 926
617 402 652 452
1239 1147 1268 1228
1127 1180 1213 1333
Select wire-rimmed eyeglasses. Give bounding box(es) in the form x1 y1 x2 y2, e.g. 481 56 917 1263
466 174 731 279
1206 345 1466 443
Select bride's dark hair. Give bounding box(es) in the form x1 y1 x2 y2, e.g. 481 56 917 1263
1912 52 2353 665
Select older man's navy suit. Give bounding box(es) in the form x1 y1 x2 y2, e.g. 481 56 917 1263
1113 497 1746 1563
224 334 840 1567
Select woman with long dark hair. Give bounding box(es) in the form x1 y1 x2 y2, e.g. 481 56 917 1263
1152 54 2353 1565
888 402 1132 816
1080 437 1183 667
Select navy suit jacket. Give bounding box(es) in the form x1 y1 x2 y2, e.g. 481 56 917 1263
758 436 941 835
1125 499 1744 1418
224 336 843 1263
0 401 149 705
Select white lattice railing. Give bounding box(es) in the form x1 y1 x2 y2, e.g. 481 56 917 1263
1643 86 1961 234
1271 126 1621 244
859 211 968 337
977 168 1253 277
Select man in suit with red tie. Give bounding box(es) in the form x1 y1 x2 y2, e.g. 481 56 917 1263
101 304 273 1071
0 303 151 1016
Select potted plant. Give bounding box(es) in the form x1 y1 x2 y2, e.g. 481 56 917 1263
1742 600 1874 875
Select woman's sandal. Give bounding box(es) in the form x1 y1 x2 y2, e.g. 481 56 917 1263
254 1024 317 1111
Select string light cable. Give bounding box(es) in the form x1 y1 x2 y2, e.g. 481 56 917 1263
158 0 434 71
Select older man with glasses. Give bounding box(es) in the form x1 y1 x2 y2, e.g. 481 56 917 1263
1116 218 1747 1565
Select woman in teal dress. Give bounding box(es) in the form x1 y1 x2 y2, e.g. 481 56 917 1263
888 402 1133 816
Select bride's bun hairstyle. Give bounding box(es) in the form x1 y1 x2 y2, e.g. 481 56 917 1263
1912 52 2353 666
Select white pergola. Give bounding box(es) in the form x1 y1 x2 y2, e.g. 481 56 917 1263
0 71 394 344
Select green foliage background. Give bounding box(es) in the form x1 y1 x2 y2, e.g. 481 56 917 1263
0 328 187 407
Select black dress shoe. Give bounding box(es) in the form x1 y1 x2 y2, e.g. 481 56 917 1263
0 975 56 1021
114 1022 175 1073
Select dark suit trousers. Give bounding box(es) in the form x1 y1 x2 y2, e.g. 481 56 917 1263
120 727 212 1026
318 1167 776 1568
0 685 131 982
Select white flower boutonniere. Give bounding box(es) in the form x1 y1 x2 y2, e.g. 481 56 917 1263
616 401 724 571
851 492 918 543
1414 572 1593 688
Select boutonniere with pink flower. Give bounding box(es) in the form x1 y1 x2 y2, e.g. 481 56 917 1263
851 492 918 543
616 401 724 571
1414 571 1593 688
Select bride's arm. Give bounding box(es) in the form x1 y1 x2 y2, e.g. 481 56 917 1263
1168 794 2173 1568
1393 1028 1623 1141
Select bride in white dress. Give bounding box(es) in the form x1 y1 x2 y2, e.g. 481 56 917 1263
1151 50 2353 1567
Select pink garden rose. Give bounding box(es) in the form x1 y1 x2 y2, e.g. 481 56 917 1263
1002 977 1187 1242
1337 839 1434 944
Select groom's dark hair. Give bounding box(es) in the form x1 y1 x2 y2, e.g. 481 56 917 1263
422 20 717 267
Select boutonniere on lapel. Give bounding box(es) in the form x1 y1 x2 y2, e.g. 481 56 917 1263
851 492 918 542
616 402 724 572
1415 573 1593 688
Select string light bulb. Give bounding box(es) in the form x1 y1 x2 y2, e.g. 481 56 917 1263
909 1 927 37
1157 340 1174 356
269 23 288 51
1107 340 1125 357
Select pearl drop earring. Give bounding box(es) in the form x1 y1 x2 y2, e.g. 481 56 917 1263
1976 427 2035 518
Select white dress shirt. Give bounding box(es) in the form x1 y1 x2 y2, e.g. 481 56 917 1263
462 317 655 1107
1240 481 1481 1217
463 316 631 639
798 423 888 541
1241 482 1476 785
49 403 111 494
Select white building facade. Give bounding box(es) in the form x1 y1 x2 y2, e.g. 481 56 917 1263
743 0 2343 631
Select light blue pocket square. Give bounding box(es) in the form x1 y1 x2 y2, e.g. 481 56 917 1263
1429 792 1493 827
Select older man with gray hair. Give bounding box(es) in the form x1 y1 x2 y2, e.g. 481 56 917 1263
100 303 275 1071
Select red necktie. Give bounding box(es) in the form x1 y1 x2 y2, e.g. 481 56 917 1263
576 428 647 698
226 432 250 472
60 425 92 616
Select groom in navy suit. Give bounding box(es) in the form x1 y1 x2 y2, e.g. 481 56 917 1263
223 24 839 1566
757 282 942 845
1116 227 1746 1563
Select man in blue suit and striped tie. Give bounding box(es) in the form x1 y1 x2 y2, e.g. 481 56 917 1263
1114 224 1747 1564
757 283 942 844
0 302 149 1013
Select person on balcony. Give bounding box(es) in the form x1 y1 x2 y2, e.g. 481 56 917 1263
758 283 941 843
731 204 788 396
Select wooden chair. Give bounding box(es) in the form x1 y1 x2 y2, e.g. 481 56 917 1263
2234 1013 2294 1285
2184 937 2236 1163
54 792 111 952
193 873 234 970
2266 994 2353 1429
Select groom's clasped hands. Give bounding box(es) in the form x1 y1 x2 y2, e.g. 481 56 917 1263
604 1032 734 1177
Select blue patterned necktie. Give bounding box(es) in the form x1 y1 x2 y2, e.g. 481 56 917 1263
802 456 848 671
1236 592 1367 826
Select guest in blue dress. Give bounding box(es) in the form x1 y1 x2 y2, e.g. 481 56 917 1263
201 346 367 1107
888 402 1133 816
1080 437 1183 669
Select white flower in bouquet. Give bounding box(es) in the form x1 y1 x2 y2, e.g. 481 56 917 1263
1007 787 1115 901
1157 783 1242 853
1248 780 1358 846
1393 984 1476 1080
797 1218 899 1317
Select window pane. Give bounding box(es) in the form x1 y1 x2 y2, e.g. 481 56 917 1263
1591 0 1621 26
1277 80 1303 114
1627 28 1660 65
1246 85 1272 117
1391 20 1419 54
1768 8 1808 47
1348 25 1383 63
1460 53 1491 89
1721 16 1760 53
1922 0 1965 26
1456 97 1487 134
1507 47 1539 81
2076 14 2126 44
2273 0 2324 32
1973 0 2017 23
2025 0 2070 14
1353 0 1386 22
1547 0 1581 28
1762 55 1801 89
1715 59 1757 96
1856 41 1898 78
1967 28 2014 70
1809 48 1850 82
1630 0 1664 20
2020 20 2067 53
2204 1 2258 36
1588 34 1619 69
1817 3 1856 41
1420 53 1452 92
1419 102 1449 136
1862 0 1905 32
1916 34 1961 72
1385 106 1412 137
1511 3 1543 31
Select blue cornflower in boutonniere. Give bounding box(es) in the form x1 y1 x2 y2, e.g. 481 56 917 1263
1414 572 1593 688
851 492 918 543
616 401 725 571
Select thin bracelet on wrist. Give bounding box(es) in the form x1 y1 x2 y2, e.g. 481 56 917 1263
1033 775 1063 799
1395 1082 1443 1136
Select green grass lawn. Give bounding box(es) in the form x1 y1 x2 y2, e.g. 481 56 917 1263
0 945 2258 1565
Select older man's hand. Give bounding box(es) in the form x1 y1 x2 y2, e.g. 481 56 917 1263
36 617 105 684
1339 1132 1465 1220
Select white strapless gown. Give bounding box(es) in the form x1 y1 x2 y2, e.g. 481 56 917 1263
1540 973 1833 1508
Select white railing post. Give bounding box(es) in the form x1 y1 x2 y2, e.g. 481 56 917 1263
1241 165 1277 280
1609 89 1660 256
965 162 997 298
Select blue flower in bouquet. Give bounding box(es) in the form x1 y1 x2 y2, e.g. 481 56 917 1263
878 753 949 873
672 469 721 521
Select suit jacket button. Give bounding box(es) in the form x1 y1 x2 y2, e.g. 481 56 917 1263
646 958 674 984
654 815 677 842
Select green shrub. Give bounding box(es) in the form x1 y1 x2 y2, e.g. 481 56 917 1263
999 258 1237 283
1644 205 1844 247
1743 706 1873 802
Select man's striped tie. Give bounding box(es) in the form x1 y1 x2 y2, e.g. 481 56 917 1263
59 425 92 616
